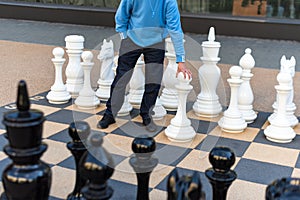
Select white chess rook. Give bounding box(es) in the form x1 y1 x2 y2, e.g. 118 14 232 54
268 55 298 127
160 37 179 111
65 35 85 97
75 51 100 109
96 39 115 101
264 71 296 143
238 48 257 123
46 47 71 104
128 55 145 108
193 27 222 117
218 66 247 133
165 72 196 142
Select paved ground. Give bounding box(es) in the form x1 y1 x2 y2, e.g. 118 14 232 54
1 18 300 70
1 18 300 115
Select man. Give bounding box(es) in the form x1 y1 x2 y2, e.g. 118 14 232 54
97 0 192 131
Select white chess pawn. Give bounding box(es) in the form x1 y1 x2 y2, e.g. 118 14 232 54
218 65 247 133
193 27 222 117
165 72 196 142
160 37 179 111
264 72 296 143
128 55 145 108
269 55 298 127
75 51 100 109
65 35 85 97
238 48 257 123
96 39 115 101
46 47 71 104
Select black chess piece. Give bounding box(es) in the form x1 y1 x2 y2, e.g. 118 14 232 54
80 133 114 200
205 146 237 200
266 177 300 200
67 121 90 200
1 80 51 200
167 168 204 200
129 136 158 200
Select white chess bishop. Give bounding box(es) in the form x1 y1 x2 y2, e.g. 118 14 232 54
110 58 133 116
128 55 145 108
165 72 196 142
152 97 167 120
264 71 296 143
75 51 100 109
96 39 115 101
218 65 247 133
46 47 71 104
193 27 222 118
65 35 85 97
268 55 298 127
238 48 257 123
160 37 179 111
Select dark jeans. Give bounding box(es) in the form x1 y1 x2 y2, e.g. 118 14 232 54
105 38 165 121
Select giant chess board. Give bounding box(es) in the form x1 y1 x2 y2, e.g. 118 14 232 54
0 91 300 200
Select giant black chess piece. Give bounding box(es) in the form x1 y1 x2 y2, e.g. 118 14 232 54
129 136 158 200
1 80 51 200
167 168 204 200
205 146 237 200
266 177 300 199
67 121 90 200
80 133 114 200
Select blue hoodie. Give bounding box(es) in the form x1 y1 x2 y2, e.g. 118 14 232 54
115 0 185 62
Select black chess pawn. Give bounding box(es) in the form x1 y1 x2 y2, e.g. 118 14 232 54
1 80 51 200
80 133 114 200
67 121 90 200
167 168 204 200
266 177 300 200
205 146 237 200
129 136 158 200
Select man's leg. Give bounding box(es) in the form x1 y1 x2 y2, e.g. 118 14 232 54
140 44 165 130
98 38 142 128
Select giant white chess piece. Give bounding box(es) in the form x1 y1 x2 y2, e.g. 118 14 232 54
117 95 133 116
46 47 71 104
264 71 296 143
165 72 196 142
193 27 222 117
65 35 85 97
160 37 179 111
218 66 247 133
128 55 145 108
238 48 257 123
268 55 298 127
96 39 115 101
110 61 133 116
75 51 100 109
152 97 167 120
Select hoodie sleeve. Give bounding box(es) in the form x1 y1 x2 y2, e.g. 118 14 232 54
165 0 185 62
115 0 133 39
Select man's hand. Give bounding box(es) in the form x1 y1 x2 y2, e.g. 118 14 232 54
176 62 192 79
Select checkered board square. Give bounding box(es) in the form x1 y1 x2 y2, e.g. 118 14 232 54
0 91 300 200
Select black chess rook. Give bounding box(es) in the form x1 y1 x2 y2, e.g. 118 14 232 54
1 80 51 200
129 136 158 200
67 121 91 200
